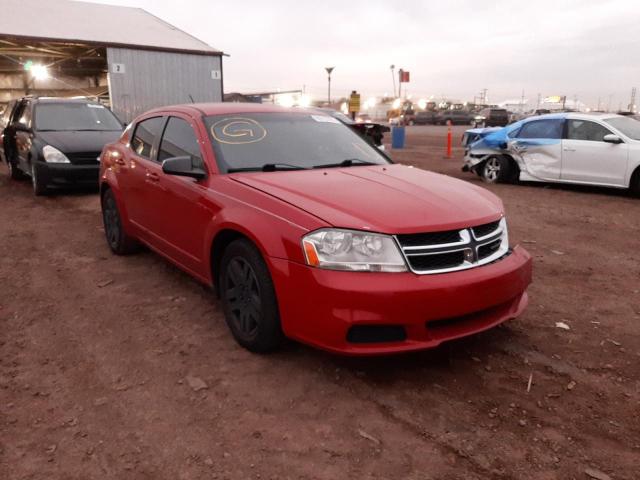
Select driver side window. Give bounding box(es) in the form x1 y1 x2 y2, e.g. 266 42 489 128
518 119 564 139
158 117 203 168
12 102 31 127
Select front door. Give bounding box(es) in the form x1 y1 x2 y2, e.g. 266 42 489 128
509 118 564 181
146 115 219 275
561 119 629 186
12 101 33 172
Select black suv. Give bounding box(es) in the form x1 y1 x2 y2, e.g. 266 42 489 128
473 108 509 127
413 111 438 125
1 97 123 195
435 110 473 125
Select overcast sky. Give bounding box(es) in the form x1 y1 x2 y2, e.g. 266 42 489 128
91 0 639 108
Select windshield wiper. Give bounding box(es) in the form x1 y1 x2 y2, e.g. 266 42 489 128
227 163 310 173
312 158 379 169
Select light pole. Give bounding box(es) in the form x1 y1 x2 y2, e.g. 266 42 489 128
325 67 334 105
390 64 396 98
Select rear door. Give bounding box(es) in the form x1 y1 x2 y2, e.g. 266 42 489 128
561 119 628 186
508 118 564 180
120 116 165 233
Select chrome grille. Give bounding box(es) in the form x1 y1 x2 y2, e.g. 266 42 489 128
66 152 101 165
396 219 509 274
396 229 461 247
472 220 501 239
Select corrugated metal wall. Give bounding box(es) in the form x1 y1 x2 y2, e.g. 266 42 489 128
106 47 222 123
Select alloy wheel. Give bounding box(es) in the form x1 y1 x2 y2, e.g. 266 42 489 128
484 157 501 182
224 257 262 338
103 193 121 248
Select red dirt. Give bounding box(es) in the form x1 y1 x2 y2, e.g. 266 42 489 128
1 125 638 479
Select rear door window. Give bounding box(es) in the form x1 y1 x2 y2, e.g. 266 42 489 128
567 120 612 142
158 117 204 168
131 117 164 160
518 119 564 139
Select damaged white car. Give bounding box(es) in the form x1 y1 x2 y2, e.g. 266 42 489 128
462 113 640 195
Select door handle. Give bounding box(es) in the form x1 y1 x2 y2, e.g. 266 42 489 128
146 172 160 181
563 148 576 152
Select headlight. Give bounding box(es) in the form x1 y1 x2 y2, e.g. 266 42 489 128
43 145 70 163
302 228 407 272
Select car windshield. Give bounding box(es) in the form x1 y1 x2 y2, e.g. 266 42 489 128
35 102 123 131
330 111 355 125
603 116 640 140
204 112 390 173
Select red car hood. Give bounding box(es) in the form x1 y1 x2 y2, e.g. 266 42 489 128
230 164 503 234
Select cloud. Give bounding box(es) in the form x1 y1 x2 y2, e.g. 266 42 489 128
88 0 639 107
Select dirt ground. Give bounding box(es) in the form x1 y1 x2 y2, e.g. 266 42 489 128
1 125 639 480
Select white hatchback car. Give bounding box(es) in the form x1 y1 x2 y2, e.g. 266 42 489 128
463 113 640 195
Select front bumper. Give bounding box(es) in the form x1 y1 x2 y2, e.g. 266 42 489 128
270 245 532 355
34 161 100 187
463 152 487 171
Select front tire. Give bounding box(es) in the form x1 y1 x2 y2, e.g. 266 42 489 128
101 189 139 254
220 239 283 353
481 155 513 184
31 163 47 196
6 155 24 180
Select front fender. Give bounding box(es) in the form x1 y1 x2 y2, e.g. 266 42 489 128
99 164 134 235
203 203 316 284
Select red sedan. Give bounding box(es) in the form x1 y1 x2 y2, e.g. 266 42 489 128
99 103 532 355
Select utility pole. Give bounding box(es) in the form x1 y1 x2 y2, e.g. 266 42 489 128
325 67 334 105
629 87 637 112
537 93 541 109
608 94 613 112
520 89 525 112
597 97 601 111
480 88 488 105
390 64 396 98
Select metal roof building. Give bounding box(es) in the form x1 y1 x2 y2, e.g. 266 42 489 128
0 0 224 122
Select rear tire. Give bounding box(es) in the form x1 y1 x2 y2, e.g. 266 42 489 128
481 155 513 184
101 188 139 254
630 169 640 197
220 239 283 353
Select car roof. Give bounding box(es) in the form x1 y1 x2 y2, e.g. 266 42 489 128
143 102 316 117
24 97 103 105
526 112 622 122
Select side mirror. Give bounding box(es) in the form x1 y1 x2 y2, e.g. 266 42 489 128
603 134 623 144
13 123 32 133
162 156 207 180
